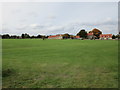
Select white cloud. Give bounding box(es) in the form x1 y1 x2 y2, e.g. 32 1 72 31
16 24 28 30
46 25 64 31
1 0 119 2
20 19 117 35
69 18 118 34
2 2 118 35
30 24 39 28
29 23 53 29
74 18 117 26
47 15 56 20
3 17 118 35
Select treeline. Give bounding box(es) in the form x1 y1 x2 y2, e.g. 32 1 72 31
76 28 120 39
111 34 120 39
1 33 72 39
1 28 120 39
1 33 119 39
1 33 48 39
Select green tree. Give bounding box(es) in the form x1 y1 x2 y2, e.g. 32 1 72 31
37 35 42 38
21 33 30 38
76 29 87 38
112 35 116 39
63 33 70 39
116 34 120 39
2 34 10 39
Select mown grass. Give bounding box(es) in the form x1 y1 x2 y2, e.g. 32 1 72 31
2 39 118 88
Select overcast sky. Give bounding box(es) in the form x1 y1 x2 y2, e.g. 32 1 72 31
2 2 118 35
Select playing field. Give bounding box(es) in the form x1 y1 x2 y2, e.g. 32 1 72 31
2 39 118 88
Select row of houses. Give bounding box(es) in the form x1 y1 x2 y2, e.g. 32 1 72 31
48 35 63 39
100 34 112 40
48 33 112 40
87 33 112 40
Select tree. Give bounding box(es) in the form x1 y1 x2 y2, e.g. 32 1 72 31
30 36 36 39
21 33 30 38
76 29 87 38
25 33 30 38
63 33 70 39
21 34 25 38
70 35 74 39
89 31 92 33
112 35 116 39
116 34 120 39
37 35 42 38
45 36 49 38
11 35 20 39
2 34 10 39
90 28 102 39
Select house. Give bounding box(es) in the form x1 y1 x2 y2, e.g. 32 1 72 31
75 36 81 39
48 34 63 39
100 34 112 40
87 33 94 39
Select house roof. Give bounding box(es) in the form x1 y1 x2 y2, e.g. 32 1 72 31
87 33 93 36
76 36 80 38
100 34 112 37
48 35 62 38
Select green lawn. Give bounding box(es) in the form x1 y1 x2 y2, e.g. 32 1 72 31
2 39 118 88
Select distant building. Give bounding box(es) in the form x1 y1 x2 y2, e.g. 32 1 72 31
100 34 112 40
75 36 81 39
48 34 63 39
87 33 94 39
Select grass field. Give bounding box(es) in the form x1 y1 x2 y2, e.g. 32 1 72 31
2 39 118 88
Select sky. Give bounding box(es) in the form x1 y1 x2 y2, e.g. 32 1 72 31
1 2 118 35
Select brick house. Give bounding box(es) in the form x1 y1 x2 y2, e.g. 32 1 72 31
87 33 96 39
75 36 81 39
100 34 112 40
48 34 63 39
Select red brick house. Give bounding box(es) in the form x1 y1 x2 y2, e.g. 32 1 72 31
48 34 63 39
100 34 112 40
75 36 80 39
87 33 94 39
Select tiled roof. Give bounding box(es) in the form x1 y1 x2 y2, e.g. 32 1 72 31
87 33 93 36
100 34 112 38
48 35 62 38
76 36 80 38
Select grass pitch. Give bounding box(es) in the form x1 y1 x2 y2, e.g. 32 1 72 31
2 39 118 88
